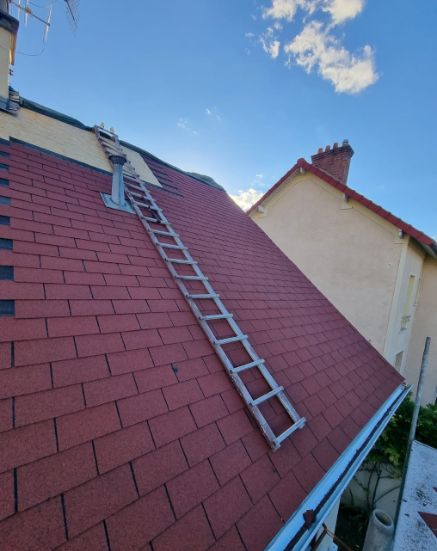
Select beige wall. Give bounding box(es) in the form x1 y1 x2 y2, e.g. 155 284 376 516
251 173 403 353
405 258 437 404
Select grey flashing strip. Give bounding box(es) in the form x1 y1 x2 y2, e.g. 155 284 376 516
0 178 9 186
0 196 10 205
20 97 225 192
265 384 411 551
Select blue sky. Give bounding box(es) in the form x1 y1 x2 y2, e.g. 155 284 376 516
11 0 437 236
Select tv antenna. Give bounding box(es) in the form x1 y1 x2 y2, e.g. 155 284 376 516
7 0 79 42
64 0 79 32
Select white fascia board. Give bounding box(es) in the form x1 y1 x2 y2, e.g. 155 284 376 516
266 384 411 551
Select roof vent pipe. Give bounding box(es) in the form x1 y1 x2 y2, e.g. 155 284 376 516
101 153 133 213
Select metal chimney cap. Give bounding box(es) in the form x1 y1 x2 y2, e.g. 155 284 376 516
109 154 127 166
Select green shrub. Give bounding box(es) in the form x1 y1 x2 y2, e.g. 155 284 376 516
368 396 437 475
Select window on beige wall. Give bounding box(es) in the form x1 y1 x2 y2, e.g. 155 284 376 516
400 275 416 330
394 351 404 371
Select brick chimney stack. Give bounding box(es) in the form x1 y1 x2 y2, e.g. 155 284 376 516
311 140 354 185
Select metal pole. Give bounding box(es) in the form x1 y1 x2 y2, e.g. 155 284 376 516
407 336 431 447
394 336 431 530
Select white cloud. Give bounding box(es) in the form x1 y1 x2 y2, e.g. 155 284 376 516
260 27 281 59
230 188 263 211
205 107 222 122
262 0 364 25
177 118 198 135
284 20 378 93
322 0 364 25
263 0 310 21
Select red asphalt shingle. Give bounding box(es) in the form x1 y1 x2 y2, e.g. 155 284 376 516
0 141 404 550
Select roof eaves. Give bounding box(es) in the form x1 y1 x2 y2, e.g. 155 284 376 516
266 383 411 551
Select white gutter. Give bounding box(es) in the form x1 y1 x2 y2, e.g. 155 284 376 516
265 383 411 551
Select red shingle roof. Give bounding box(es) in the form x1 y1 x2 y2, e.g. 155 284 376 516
0 139 403 550
248 158 437 253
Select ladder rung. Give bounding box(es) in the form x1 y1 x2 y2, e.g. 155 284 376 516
159 243 187 251
214 334 247 346
187 293 219 300
139 215 161 224
176 275 208 281
126 182 143 191
251 386 283 406
232 358 265 373
135 200 160 211
275 417 306 446
165 258 197 265
152 229 178 238
200 313 232 321
128 190 144 199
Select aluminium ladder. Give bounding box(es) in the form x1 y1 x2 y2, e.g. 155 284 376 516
95 126 306 450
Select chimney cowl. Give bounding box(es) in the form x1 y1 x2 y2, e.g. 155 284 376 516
311 140 354 185
109 154 127 166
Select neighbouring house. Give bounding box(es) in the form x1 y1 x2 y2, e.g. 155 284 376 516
0 6 408 551
249 142 437 405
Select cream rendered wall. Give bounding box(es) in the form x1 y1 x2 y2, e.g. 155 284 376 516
405 258 437 404
251 173 403 354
